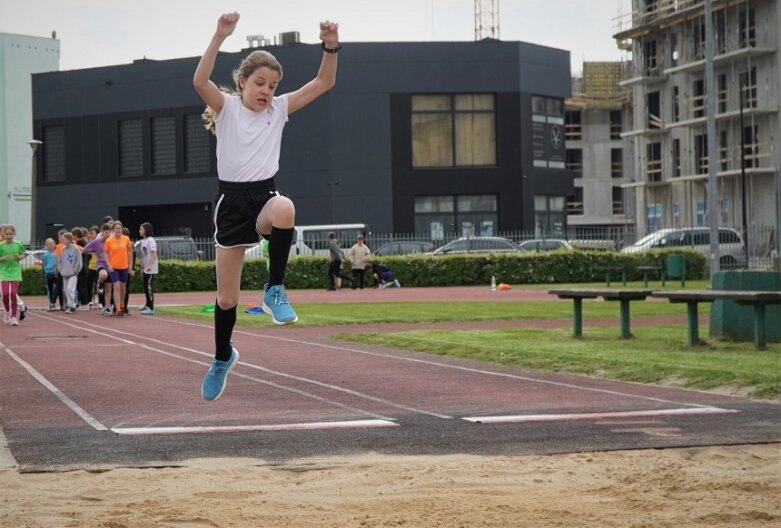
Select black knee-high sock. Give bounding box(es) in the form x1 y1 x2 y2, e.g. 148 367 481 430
267 226 294 286
214 302 237 362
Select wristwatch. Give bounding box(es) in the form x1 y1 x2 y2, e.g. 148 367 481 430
321 41 342 53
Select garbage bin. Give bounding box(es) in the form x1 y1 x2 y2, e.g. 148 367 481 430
709 270 781 342
666 254 686 285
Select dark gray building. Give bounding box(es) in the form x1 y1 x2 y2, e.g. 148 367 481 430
31 40 572 241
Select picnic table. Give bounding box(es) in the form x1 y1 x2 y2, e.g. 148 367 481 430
549 288 653 340
651 290 781 350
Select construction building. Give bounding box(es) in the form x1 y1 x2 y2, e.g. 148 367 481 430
613 0 780 258
565 62 634 238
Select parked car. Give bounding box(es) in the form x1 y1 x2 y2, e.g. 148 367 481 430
134 236 200 261
20 249 45 268
621 227 746 268
430 236 521 255
245 223 370 259
374 241 435 257
516 238 573 252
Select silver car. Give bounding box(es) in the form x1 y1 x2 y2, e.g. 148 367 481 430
621 227 746 269
431 236 521 255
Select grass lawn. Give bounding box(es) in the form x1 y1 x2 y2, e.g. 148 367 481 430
156 284 781 400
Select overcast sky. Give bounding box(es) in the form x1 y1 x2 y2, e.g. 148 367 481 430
0 0 632 74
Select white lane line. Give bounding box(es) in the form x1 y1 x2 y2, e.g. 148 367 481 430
45 314 452 420
164 318 724 410
1 340 108 431
31 314 438 423
462 406 739 424
112 419 398 436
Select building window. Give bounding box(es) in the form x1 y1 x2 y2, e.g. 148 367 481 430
42 126 66 182
612 186 624 214
568 187 584 214
644 39 659 76
693 79 705 118
611 148 623 178
672 138 681 177
610 110 622 139
716 10 727 54
739 68 757 108
695 133 708 174
739 6 757 48
647 142 662 182
647 203 663 232
693 17 706 60
673 202 681 228
151 116 176 176
717 74 727 113
743 124 759 169
534 195 565 236
672 86 680 122
565 110 581 140
566 149 582 178
720 129 729 171
414 195 497 238
696 200 706 226
647 91 661 129
411 94 496 168
118 119 143 177
184 114 211 173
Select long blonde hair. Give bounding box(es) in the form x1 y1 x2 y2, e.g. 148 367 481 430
202 50 284 135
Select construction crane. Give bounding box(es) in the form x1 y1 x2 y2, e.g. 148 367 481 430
474 0 500 41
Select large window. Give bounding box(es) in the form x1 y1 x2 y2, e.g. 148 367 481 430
739 6 756 48
647 142 662 181
534 195 565 236
184 114 211 173
739 68 757 109
414 195 497 239
566 149 582 178
151 116 176 176
42 126 66 182
411 94 496 168
118 119 143 177
611 148 623 179
695 134 708 174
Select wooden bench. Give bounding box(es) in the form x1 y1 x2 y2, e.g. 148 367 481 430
651 290 781 350
549 288 653 340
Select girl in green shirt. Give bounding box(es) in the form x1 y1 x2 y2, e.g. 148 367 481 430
0 224 27 326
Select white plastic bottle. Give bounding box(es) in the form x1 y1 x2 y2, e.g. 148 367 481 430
491 275 497 291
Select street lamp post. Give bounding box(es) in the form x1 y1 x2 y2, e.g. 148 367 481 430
28 139 42 247
738 77 750 267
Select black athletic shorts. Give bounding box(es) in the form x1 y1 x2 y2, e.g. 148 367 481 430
214 178 283 248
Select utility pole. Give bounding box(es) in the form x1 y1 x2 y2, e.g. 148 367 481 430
705 0 720 277
28 139 43 247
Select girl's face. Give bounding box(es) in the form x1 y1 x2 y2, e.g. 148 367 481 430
239 66 280 112
139 226 147 238
113 224 123 237
46 240 55 250
2 229 13 243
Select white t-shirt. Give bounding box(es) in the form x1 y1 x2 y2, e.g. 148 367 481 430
214 91 289 183
141 237 158 275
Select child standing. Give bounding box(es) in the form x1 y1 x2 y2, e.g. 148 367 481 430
194 12 340 400
56 232 82 314
103 221 132 316
41 237 58 310
83 223 112 312
0 224 27 326
138 222 157 315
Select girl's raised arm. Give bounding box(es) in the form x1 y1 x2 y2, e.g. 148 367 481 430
193 12 240 113
287 21 340 115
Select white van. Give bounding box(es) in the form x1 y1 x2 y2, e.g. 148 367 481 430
621 227 746 268
244 223 370 259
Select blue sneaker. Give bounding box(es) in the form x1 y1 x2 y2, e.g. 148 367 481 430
201 347 240 401
140 307 155 315
262 283 298 325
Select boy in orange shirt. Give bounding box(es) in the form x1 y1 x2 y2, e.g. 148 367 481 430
103 221 133 316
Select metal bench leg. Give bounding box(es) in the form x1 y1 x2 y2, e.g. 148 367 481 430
642 271 649 288
754 303 767 351
621 270 627 286
619 299 631 339
573 298 583 338
605 272 611 287
686 301 700 346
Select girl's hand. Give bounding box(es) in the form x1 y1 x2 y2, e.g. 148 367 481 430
319 20 339 48
216 12 240 38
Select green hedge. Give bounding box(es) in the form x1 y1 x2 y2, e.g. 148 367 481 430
18 249 707 296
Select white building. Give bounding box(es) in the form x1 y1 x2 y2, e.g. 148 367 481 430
613 0 780 259
0 32 59 245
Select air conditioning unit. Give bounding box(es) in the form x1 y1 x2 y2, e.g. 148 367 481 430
279 31 300 45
